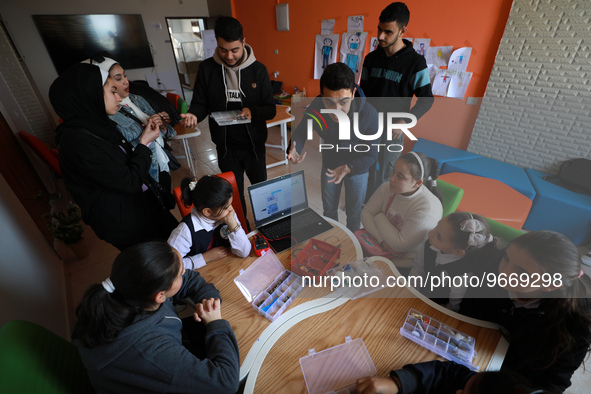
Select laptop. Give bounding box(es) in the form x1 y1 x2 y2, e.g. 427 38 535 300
247 170 333 253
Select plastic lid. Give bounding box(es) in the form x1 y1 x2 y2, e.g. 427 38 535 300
234 251 286 302
300 336 376 394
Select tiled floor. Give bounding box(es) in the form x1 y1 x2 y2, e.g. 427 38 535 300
62 119 347 328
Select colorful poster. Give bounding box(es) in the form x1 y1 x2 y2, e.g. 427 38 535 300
340 31 368 81
413 38 431 59
432 69 453 96
448 47 472 72
426 46 453 68
314 34 340 79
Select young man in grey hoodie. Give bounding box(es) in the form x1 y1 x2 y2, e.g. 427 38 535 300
182 17 276 228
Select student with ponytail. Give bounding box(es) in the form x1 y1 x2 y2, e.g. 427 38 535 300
361 151 443 261
409 212 501 311
460 231 591 392
168 176 251 270
72 241 240 393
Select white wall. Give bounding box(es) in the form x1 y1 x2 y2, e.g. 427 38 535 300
0 173 69 338
0 0 211 121
468 0 591 172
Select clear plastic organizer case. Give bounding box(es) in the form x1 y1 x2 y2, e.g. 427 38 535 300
234 251 303 322
300 336 376 394
399 308 479 371
325 258 386 299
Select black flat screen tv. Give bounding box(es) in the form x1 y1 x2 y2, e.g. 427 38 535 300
33 14 154 74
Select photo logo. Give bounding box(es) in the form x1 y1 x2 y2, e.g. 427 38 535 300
306 109 418 153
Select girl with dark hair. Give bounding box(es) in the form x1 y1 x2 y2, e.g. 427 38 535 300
409 212 501 311
72 241 240 393
361 151 443 263
460 231 591 392
49 63 178 251
168 176 251 270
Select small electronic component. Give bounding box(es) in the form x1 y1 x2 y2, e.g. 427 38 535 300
252 235 271 256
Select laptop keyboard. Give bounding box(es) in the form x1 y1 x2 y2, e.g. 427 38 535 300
262 210 320 239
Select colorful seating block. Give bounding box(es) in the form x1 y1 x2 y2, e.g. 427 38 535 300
412 138 481 171
524 169 591 245
442 157 536 201
439 172 532 230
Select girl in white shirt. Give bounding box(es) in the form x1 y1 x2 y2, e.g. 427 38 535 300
361 151 443 264
168 176 251 269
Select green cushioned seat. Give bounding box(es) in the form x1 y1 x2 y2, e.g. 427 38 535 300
438 179 464 217
486 217 526 243
0 320 94 393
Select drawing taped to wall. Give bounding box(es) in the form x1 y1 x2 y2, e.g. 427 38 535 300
339 31 367 81
314 34 339 79
413 38 431 59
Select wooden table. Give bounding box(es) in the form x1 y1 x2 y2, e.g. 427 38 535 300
244 257 507 393
195 218 362 376
265 105 295 169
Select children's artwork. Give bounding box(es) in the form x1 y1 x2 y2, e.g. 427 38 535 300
314 34 340 79
448 47 472 72
321 19 335 35
370 37 379 52
426 46 453 68
448 71 473 99
404 37 414 44
202 29 216 59
340 31 368 80
432 69 453 96
428 64 438 84
413 38 431 59
347 15 364 32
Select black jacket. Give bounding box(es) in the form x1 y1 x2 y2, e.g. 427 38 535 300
361 39 434 119
392 360 475 394
58 126 177 249
188 55 276 157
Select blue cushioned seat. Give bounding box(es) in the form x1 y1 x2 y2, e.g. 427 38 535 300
412 138 481 171
442 157 536 201
524 168 591 245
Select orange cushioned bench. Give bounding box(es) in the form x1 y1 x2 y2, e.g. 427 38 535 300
438 172 532 230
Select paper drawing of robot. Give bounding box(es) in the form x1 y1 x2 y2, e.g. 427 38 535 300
322 37 333 69
344 32 362 74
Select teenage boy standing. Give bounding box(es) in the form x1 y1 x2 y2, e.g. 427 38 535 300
182 17 276 227
287 63 378 232
361 2 434 198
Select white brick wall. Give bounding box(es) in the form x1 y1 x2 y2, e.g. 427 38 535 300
468 0 591 173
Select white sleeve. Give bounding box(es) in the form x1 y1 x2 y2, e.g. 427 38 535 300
361 184 388 244
228 213 251 257
408 239 427 277
167 221 206 270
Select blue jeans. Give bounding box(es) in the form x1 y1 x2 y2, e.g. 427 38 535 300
321 170 369 232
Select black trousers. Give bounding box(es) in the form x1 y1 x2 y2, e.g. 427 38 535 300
217 148 267 230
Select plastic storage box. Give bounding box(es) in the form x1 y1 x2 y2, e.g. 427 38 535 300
400 308 478 370
300 336 376 394
234 251 302 321
325 258 386 299
292 238 341 277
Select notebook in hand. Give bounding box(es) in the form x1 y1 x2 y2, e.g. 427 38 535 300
247 170 333 253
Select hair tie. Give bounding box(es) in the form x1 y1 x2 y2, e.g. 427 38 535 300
459 216 490 247
578 269 584 279
188 181 197 191
102 278 115 293
408 151 424 181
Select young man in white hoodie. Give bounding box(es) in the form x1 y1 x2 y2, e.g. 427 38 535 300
182 17 276 229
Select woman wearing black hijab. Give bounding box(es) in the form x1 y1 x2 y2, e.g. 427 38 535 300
49 63 178 251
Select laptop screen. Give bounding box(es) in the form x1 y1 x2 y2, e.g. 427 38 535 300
248 170 308 228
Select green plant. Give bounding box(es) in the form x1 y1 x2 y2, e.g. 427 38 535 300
45 204 85 244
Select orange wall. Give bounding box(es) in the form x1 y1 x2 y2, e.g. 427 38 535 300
233 0 514 150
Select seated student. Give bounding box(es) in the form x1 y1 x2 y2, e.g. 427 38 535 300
287 62 379 232
361 151 443 262
168 176 251 270
355 360 547 394
72 241 240 393
85 54 178 192
409 212 500 312
459 231 591 393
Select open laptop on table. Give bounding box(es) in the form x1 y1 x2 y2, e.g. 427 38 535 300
247 170 333 253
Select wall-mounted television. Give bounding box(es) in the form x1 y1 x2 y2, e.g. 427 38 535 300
33 14 154 75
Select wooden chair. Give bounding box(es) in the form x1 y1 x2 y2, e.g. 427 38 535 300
174 171 248 232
